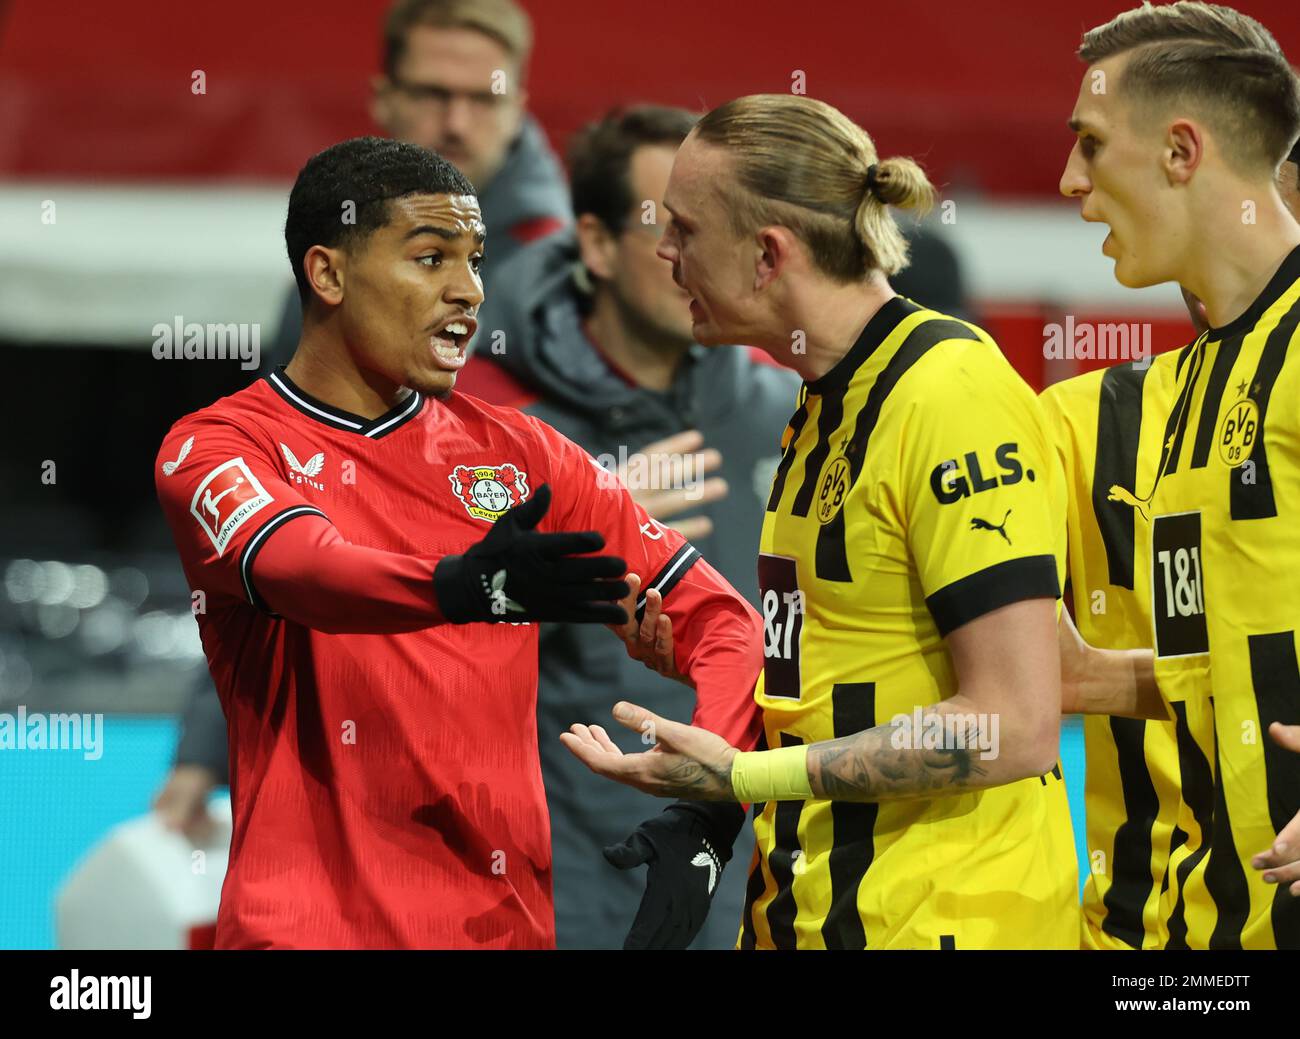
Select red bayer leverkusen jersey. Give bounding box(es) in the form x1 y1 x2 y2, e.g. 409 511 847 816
154 367 762 949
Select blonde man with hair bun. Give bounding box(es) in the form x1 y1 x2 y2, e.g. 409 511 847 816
562 94 1080 950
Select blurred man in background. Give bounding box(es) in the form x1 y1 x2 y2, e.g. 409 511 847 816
272 0 569 357
458 105 801 948
153 0 570 842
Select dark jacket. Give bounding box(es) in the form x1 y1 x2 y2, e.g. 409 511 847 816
469 229 800 949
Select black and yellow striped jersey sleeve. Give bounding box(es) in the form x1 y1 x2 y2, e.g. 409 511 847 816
1146 243 1300 949
739 296 1078 950
1039 357 1182 950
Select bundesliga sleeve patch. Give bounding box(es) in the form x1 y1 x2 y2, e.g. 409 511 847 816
190 457 274 556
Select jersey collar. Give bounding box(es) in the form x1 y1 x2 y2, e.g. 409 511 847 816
265 367 425 438
1208 242 1300 342
805 295 919 397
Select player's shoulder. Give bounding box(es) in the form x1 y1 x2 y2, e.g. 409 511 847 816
1038 365 1109 417
154 381 279 475
891 308 1032 414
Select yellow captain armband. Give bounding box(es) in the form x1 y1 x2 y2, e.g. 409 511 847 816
730 745 813 802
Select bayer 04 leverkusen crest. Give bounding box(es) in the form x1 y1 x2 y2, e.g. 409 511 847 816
448 463 531 522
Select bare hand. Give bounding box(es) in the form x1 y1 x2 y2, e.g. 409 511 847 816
607 573 694 687
623 430 727 541
560 701 738 800
152 764 217 844
1251 722 1300 895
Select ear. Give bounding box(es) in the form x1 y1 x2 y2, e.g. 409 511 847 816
575 213 618 282
1166 118 1204 186
371 75 394 134
304 245 346 308
754 225 795 291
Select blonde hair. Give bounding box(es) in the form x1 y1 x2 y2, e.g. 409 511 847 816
692 94 935 281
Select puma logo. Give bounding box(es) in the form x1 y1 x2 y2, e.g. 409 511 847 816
970 508 1012 545
1107 484 1150 521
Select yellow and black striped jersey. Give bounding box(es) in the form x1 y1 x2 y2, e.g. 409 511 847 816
1146 244 1300 950
739 296 1079 950
1039 356 1183 950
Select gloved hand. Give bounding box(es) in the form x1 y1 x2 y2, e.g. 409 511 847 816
434 483 629 624
605 799 747 949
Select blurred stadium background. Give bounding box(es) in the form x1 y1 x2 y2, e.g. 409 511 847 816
2 0 1296 948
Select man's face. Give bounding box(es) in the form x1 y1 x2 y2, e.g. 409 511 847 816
372 27 525 189
585 144 695 346
1060 54 1187 289
334 193 484 397
657 136 758 346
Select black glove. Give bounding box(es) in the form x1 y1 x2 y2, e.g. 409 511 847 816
433 483 629 624
605 800 747 950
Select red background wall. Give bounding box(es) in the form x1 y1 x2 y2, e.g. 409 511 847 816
5 0 1297 193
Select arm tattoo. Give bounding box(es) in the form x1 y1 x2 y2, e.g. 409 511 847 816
807 713 989 802
659 757 735 801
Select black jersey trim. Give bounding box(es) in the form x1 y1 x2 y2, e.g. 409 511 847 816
821 683 878 950
632 543 700 623
766 393 811 513
1164 700 1215 950
239 505 329 613
790 374 846 518
1205 720 1250 949
1188 334 1244 470
1153 340 1207 489
1099 716 1160 949
266 368 424 439
925 554 1060 637
816 314 981 582
1247 632 1300 948
1092 361 1150 590
805 295 918 397
739 730 771 951
1206 243 1300 342
1230 296 1300 520
762 732 806 950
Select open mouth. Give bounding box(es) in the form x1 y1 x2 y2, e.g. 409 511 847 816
430 315 477 370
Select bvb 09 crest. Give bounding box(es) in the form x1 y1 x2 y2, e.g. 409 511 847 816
816 454 851 524
449 463 531 522
1218 398 1259 466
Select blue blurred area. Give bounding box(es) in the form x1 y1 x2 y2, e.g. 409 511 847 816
0 715 1090 949
1062 717 1088 884
0 716 178 949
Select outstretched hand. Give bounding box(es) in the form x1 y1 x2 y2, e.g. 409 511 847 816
560 701 737 801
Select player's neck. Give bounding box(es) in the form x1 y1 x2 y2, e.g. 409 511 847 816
584 291 691 392
1186 201 1300 330
761 275 896 384
284 334 412 419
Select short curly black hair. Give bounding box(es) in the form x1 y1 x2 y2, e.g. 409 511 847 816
285 136 477 306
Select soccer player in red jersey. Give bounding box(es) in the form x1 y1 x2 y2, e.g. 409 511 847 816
154 136 764 949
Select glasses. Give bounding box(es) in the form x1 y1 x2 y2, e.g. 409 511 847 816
389 78 508 115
